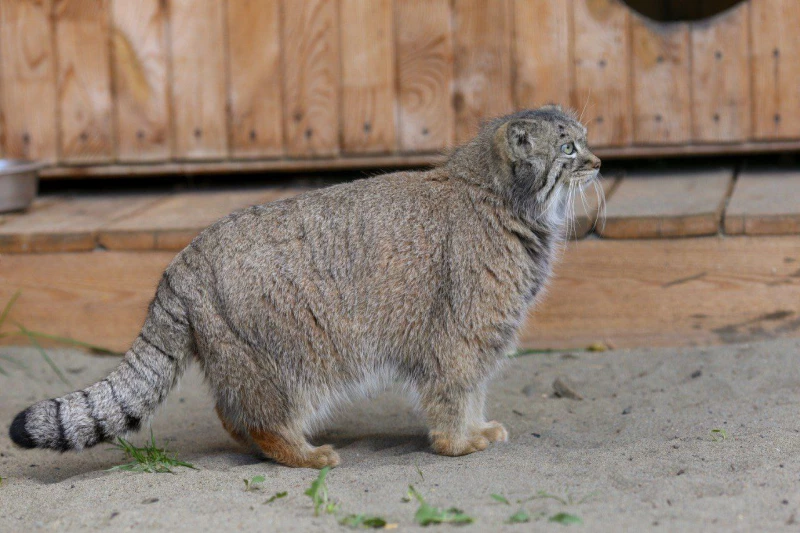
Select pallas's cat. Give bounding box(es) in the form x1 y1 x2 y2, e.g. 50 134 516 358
10 106 601 468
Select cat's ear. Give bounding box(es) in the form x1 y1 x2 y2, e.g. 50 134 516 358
503 120 538 160
539 103 563 113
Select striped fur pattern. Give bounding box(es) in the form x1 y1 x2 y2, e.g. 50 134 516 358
9 106 601 467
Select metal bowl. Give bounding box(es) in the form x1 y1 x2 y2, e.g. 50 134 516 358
0 159 43 213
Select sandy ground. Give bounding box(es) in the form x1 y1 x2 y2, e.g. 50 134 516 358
1 339 799 532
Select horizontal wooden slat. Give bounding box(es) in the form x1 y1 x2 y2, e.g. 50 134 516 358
600 169 732 238
0 195 162 253
3 237 800 353
98 188 308 250
725 169 800 235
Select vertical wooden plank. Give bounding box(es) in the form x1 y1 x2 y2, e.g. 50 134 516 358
340 0 395 154
169 0 227 160
749 0 800 140
513 0 570 109
452 0 514 143
111 0 170 161
572 0 632 147
55 0 114 163
0 0 58 162
282 0 339 157
690 4 751 142
630 17 691 144
395 0 453 153
226 0 283 159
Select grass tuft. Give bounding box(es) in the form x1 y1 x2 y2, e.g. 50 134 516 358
108 431 196 474
305 466 338 516
408 485 474 526
243 474 266 491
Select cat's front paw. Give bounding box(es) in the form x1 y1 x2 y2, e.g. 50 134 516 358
430 432 489 456
478 420 508 443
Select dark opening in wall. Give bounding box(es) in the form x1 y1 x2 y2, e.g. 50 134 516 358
620 0 745 22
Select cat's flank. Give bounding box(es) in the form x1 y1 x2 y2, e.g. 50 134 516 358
9 106 601 468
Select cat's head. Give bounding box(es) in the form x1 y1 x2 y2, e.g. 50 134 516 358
492 105 602 227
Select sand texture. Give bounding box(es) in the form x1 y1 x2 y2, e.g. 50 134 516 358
1 339 799 531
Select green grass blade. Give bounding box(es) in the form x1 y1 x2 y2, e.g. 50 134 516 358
19 330 119 355
17 325 72 388
0 290 21 330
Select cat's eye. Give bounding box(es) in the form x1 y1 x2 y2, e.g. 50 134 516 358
561 142 576 155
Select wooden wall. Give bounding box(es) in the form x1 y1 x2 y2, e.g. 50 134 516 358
0 0 798 179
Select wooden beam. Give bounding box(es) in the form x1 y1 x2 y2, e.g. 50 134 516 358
725 169 800 235
600 168 732 238
2 237 799 353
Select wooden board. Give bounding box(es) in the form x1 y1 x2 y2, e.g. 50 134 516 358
572 0 632 147
724 169 800 235
169 0 227 160
0 0 58 162
0 251 174 353
513 0 571 109
522 236 800 349
281 0 340 157
340 0 396 154
226 0 283 159
97 187 306 251
3 237 800 353
111 0 170 161
690 4 751 142
54 0 114 163
394 0 454 152
452 0 514 143
0 195 162 253
749 0 800 140
600 169 732 238
630 16 691 145
571 174 617 239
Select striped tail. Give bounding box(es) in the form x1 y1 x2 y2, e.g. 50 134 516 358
9 271 193 451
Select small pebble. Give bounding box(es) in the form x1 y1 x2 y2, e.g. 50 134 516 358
552 376 583 400
691 370 702 379
622 407 632 415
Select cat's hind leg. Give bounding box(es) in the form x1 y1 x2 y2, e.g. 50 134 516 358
249 423 340 469
215 406 251 448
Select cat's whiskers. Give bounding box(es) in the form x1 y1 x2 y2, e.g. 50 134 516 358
591 176 607 232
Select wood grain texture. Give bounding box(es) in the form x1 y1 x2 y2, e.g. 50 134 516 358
631 16 691 144
340 0 396 154
724 169 800 235
572 0 632 147
513 0 571 108
111 0 169 161
169 0 227 159
98 187 307 251
0 194 161 253
521 236 800 349
55 0 114 162
0 0 58 162
452 0 514 143
394 0 453 152
749 0 800 140
282 0 339 157
226 0 283 159
0 251 174 352
4 238 800 352
600 169 732 238
690 3 751 142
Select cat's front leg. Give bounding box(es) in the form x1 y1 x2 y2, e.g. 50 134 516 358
465 385 509 444
420 383 496 456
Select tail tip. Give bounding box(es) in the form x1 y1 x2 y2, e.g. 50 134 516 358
9 409 36 449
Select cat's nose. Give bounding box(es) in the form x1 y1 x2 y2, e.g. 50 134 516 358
592 157 601 169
